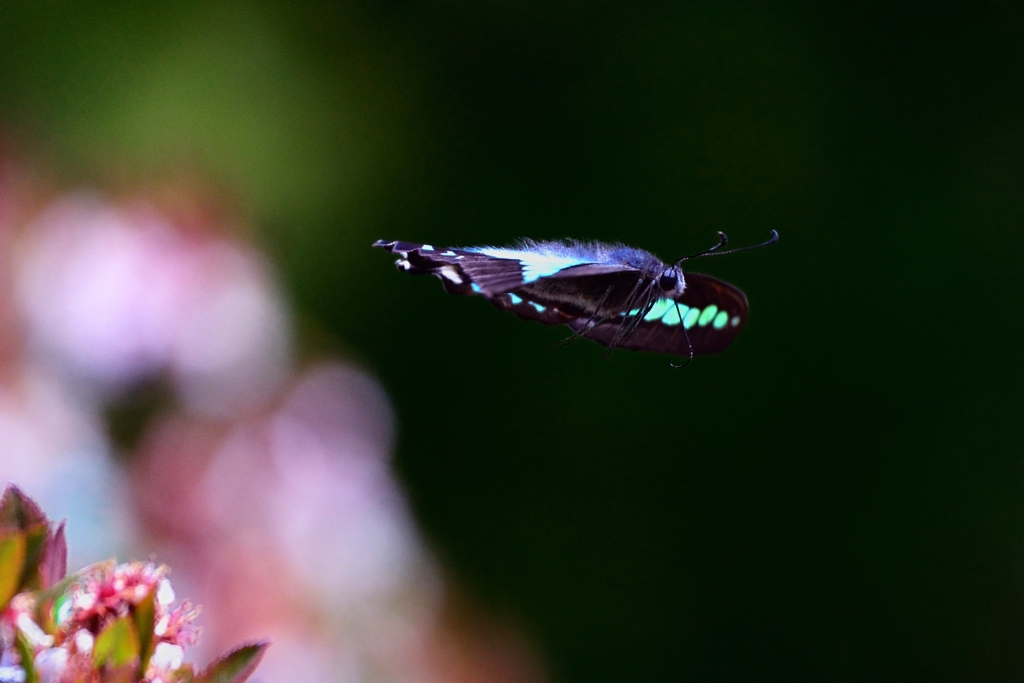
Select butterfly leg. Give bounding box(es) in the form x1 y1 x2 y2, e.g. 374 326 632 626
618 287 660 343
556 314 614 346
602 281 659 357
555 285 615 346
597 277 647 353
668 301 695 369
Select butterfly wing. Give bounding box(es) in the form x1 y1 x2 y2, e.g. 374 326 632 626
373 240 521 294
566 272 750 356
374 240 643 325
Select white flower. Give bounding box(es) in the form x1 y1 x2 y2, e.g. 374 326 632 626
150 642 184 670
0 665 25 683
33 648 67 683
15 614 52 648
156 579 175 607
74 630 94 653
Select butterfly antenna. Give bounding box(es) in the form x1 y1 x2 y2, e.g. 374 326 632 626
671 231 728 263
673 230 778 266
669 302 694 369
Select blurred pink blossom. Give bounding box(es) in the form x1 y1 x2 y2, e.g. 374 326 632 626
131 363 446 683
0 176 545 683
15 193 290 414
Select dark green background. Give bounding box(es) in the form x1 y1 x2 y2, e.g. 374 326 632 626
3 1 1023 679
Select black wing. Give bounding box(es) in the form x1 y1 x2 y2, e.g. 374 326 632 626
373 240 525 294
374 240 644 326
566 272 750 356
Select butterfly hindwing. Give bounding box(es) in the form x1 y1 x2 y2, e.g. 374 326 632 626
567 272 749 356
676 271 749 346
489 291 576 325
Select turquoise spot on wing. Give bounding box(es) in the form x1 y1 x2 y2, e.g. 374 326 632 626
530 301 546 313
730 315 741 327
421 244 434 251
661 305 682 326
698 305 718 327
643 299 674 321
683 308 700 329
471 283 482 293
508 293 522 305
713 310 729 329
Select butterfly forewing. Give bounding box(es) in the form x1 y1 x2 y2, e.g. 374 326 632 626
375 239 639 321
374 241 501 295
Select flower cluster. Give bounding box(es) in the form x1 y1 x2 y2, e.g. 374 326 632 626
22 562 195 682
0 486 265 683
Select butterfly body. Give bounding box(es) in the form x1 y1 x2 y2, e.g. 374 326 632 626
374 234 773 358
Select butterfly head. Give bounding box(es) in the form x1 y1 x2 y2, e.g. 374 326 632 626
658 266 684 295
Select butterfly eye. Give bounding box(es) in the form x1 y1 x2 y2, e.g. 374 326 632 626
658 269 678 291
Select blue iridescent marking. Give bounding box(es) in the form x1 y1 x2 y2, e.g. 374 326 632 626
529 301 546 313
441 250 456 256
683 308 700 329
661 305 682 326
508 293 523 305
471 248 586 283
643 299 674 321
698 305 718 327
471 283 482 293
713 310 729 329
421 244 434 251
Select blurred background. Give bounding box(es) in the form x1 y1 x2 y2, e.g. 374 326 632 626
0 1 1022 681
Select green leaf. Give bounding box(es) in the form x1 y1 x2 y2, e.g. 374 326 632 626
0 531 27 607
15 629 38 683
19 522 49 592
0 485 48 533
195 641 269 683
134 587 157 676
94 616 141 669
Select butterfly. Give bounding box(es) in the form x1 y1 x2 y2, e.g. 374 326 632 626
373 231 777 363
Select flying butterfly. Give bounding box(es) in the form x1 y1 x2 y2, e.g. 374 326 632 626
373 231 778 364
